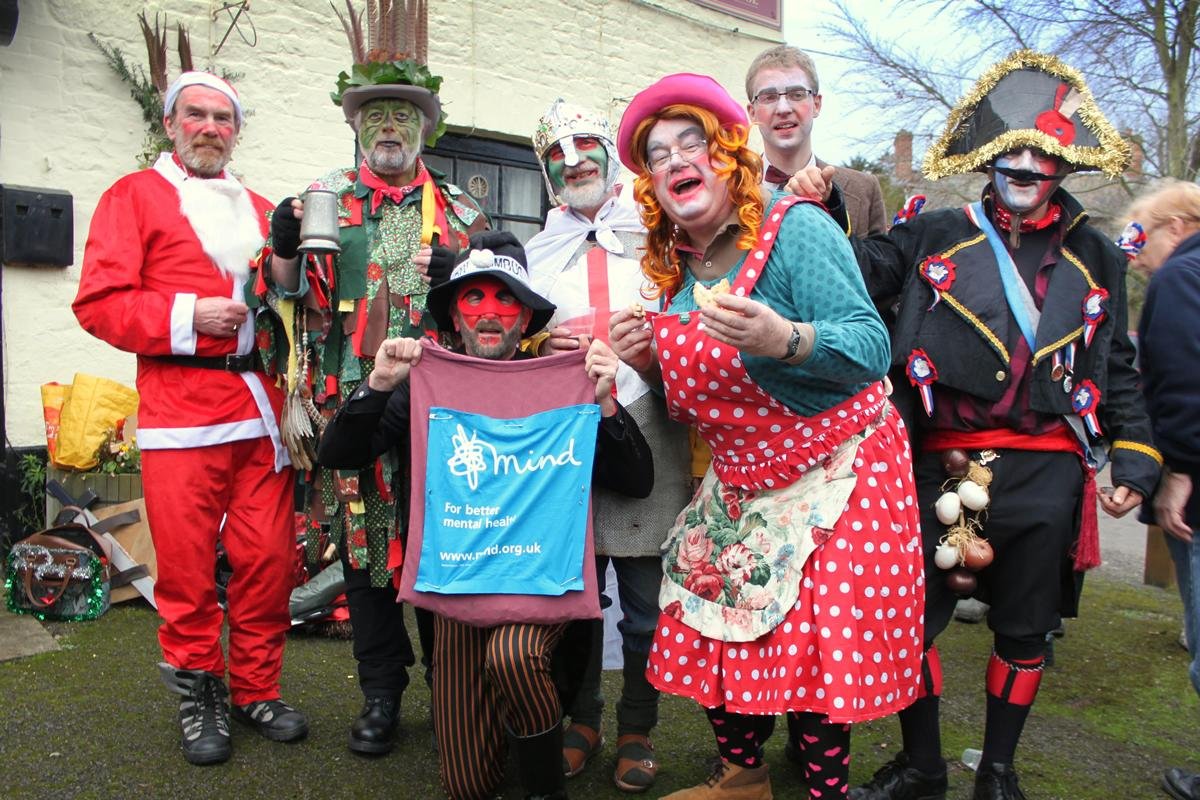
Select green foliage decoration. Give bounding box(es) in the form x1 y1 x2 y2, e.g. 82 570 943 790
88 33 172 168
331 59 447 147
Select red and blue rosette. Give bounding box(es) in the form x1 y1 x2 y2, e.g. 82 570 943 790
919 255 956 310
1116 221 1147 261
1072 379 1103 437
1081 288 1109 348
892 194 927 226
906 349 938 417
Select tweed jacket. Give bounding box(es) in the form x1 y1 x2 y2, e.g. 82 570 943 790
818 158 888 237
852 186 1160 497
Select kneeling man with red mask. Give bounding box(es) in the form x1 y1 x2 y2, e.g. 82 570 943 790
318 230 654 800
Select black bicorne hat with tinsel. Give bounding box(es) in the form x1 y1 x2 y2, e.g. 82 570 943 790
329 0 447 147
923 50 1130 180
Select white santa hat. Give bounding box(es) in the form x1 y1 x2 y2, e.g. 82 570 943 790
164 71 244 126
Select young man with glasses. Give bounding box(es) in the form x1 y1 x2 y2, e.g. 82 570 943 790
745 45 887 237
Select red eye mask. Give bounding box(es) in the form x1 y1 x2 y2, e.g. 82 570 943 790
456 278 522 330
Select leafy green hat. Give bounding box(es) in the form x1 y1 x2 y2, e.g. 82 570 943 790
329 1 447 147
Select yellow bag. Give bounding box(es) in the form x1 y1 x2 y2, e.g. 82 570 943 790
40 382 72 466
53 374 139 470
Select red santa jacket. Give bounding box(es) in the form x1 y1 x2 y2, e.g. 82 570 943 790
74 155 288 471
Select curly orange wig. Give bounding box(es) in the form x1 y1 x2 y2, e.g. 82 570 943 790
628 104 763 299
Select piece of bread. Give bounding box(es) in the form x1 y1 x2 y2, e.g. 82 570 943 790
692 278 731 309
628 302 646 319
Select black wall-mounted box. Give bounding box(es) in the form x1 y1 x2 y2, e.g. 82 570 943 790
0 184 73 267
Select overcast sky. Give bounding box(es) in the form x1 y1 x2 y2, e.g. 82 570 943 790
781 0 950 166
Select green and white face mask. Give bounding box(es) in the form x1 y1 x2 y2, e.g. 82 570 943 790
357 99 425 178
531 99 620 206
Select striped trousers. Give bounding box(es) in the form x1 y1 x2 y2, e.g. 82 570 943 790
433 616 567 800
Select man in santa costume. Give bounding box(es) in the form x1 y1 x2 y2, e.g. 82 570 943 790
74 71 307 766
524 99 692 793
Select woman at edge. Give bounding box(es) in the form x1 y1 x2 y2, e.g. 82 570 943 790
607 73 924 800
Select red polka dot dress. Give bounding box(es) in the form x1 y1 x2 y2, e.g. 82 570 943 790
645 196 925 723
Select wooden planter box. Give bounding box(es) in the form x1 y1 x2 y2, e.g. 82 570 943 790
45 468 143 526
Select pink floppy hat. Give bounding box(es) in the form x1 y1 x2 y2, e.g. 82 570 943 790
617 73 748 173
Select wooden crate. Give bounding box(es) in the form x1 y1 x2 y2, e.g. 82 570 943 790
45 468 143 526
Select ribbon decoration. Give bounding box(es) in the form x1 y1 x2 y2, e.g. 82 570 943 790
1071 379 1103 437
919 255 957 310
1116 221 1146 261
1034 82 1080 145
906 349 938 417
1050 341 1077 384
893 194 927 226
1081 288 1109 349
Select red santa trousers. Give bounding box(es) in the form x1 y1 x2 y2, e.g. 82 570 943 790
142 436 294 705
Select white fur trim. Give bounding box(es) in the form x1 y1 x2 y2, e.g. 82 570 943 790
240 373 291 472
165 71 244 125
170 293 199 355
137 419 269 450
153 153 264 280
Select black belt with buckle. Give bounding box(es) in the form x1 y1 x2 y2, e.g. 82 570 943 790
154 352 263 372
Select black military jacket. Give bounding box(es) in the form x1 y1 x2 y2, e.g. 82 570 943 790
851 187 1160 497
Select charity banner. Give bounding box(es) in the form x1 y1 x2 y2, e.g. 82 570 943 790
398 342 603 625
416 404 599 595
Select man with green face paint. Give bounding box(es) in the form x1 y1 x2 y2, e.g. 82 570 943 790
265 11 488 758
525 99 693 794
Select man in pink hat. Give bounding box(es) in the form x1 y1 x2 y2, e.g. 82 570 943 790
75 71 307 766
609 72 923 800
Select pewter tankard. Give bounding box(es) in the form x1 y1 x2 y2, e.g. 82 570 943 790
298 189 341 254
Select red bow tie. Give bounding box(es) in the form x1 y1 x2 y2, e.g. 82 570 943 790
359 162 422 214
764 164 792 186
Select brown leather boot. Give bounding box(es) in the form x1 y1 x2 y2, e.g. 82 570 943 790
660 761 772 800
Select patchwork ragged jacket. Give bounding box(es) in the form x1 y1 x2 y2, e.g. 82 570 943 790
262 159 488 586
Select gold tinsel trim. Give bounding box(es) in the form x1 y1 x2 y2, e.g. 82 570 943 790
923 50 1131 180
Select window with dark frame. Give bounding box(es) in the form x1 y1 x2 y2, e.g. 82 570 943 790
425 133 550 245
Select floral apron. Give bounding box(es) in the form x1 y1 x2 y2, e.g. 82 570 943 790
652 195 889 641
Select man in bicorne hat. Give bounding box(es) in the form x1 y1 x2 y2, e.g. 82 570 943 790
794 50 1161 800
524 100 693 793
75 71 308 766
318 230 655 800
266 9 487 756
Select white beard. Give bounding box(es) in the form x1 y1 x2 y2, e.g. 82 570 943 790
176 176 263 280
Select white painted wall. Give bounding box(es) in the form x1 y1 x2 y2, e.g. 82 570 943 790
0 0 779 446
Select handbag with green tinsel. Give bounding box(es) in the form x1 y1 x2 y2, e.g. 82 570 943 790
5 506 147 622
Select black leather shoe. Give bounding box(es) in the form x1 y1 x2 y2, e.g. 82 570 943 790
233 698 309 742
849 751 947 800
349 696 399 755
1164 768 1200 800
972 762 1027 800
